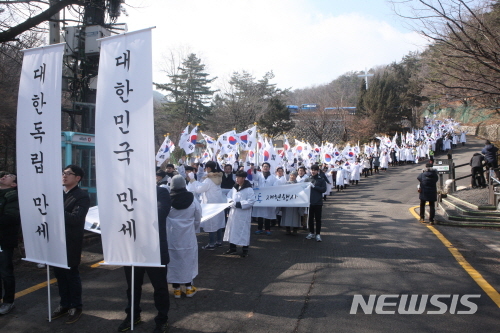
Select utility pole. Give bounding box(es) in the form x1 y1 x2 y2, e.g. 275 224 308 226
48 0 60 45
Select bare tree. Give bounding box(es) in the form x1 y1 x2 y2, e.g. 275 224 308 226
0 30 44 170
0 1 83 43
392 0 500 110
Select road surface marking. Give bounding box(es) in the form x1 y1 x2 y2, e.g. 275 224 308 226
410 205 500 308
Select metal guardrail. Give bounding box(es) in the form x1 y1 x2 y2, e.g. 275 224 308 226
488 168 500 206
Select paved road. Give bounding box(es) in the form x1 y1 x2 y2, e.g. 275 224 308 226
1 136 499 332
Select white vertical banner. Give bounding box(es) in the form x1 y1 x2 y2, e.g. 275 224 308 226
16 44 68 268
95 28 161 266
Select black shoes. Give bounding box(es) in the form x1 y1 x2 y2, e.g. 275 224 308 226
153 322 169 333
118 315 142 332
66 308 82 324
49 305 69 320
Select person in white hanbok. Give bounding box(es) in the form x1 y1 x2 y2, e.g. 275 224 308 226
296 166 309 229
167 175 202 298
188 161 225 250
335 162 346 191
351 161 362 184
296 166 309 183
252 162 278 235
380 151 389 170
224 170 256 257
323 165 334 197
281 172 304 235
274 166 287 227
460 131 467 146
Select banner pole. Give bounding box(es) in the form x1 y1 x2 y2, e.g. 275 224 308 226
131 265 135 330
47 264 51 322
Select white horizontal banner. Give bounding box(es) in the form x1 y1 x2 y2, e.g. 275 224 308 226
85 202 232 234
253 183 311 207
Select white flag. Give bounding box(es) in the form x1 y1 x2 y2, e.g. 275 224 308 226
95 28 161 266
16 44 68 268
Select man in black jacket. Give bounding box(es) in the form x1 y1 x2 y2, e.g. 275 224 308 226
0 173 20 315
304 165 327 242
51 165 90 324
481 140 500 181
470 153 486 188
417 164 439 224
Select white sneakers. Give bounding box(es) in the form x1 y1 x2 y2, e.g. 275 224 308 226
305 233 322 242
306 233 321 242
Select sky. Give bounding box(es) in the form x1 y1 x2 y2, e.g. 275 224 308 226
121 0 428 91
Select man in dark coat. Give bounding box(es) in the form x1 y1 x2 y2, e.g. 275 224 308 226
417 163 439 224
390 148 398 167
52 165 90 324
481 140 499 181
304 165 327 242
0 173 20 315
118 185 171 333
469 153 486 188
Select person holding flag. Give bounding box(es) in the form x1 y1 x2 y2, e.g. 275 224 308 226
187 161 225 250
224 170 256 257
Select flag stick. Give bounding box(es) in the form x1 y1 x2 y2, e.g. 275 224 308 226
47 264 51 322
131 265 135 330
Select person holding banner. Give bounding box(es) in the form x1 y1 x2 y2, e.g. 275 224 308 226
224 171 256 257
52 165 90 324
0 173 20 315
281 171 303 235
167 175 201 299
118 185 172 333
221 164 236 223
304 165 327 242
253 162 278 235
187 161 225 250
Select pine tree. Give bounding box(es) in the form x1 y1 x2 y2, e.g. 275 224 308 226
258 96 295 138
155 53 217 126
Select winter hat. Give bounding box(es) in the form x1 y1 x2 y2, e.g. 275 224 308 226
170 175 186 190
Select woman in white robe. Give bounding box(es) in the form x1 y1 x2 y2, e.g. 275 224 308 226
167 175 202 298
380 151 389 170
188 161 225 249
224 171 256 257
351 161 362 184
281 171 304 235
460 131 467 145
252 162 278 234
324 166 334 195
335 164 346 191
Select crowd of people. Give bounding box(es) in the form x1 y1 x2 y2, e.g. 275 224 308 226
0 116 484 332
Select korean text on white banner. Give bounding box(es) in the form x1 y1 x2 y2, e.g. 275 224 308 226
16 44 68 268
95 28 161 266
253 183 311 207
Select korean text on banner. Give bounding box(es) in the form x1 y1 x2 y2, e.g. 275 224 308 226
95 28 162 266
253 183 311 207
16 44 68 268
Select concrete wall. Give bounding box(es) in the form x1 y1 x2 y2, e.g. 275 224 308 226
460 124 500 142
